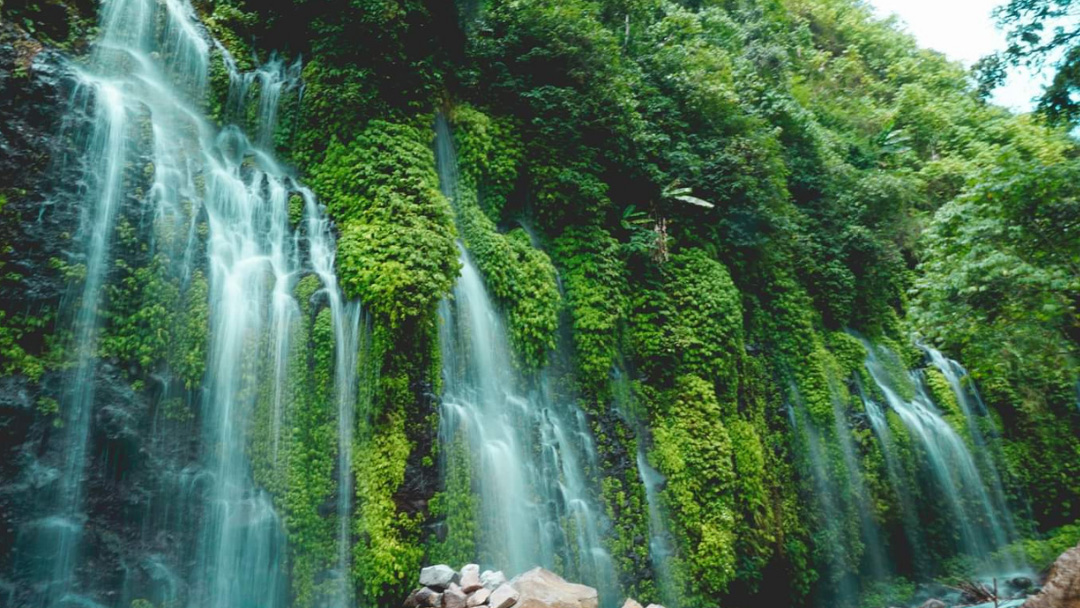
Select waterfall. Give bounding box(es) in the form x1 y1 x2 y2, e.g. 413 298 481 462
922 346 1023 567
861 341 1015 570
433 117 617 602
785 396 879 605
20 0 361 604
858 384 930 577
636 450 679 608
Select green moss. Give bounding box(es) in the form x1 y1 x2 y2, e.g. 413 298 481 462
594 409 651 599
923 367 970 443
826 331 868 380
352 378 424 602
310 119 458 328
282 306 339 607
450 105 525 221
665 249 744 401
551 225 628 400
994 521 1080 569
650 374 737 601
0 309 56 382
100 254 179 372
351 316 440 603
456 201 560 370
170 272 209 390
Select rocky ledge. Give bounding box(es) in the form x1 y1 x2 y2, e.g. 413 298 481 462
403 564 667 608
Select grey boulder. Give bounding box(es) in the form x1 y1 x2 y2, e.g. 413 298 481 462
481 570 508 590
421 564 458 589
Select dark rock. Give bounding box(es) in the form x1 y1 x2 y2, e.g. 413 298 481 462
919 600 946 608
443 583 467 608
1012 577 1034 590
405 586 443 608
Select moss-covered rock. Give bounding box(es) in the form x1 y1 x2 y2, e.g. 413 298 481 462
310 119 459 328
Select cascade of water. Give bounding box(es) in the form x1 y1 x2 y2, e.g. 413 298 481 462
23 0 210 601
862 342 1010 567
858 385 930 577
24 0 360 604
304 184 364 607
830 392 890 579
922 346 1022 567
434 117 616 601
785 399 861 605
635 451 679 608
783 374 890 605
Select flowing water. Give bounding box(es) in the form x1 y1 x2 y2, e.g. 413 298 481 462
434 117 617 601
923 346 1020 548
636 450 679 608
13 0 1038 602
861 341 1015 569
858 384 930 577
19 0 361 605
785 396 879 605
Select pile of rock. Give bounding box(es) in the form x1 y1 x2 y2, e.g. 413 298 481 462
404 564 518 608
404 564 669 608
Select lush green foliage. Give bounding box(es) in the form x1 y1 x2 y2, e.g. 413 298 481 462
353 320 440 604
996 521 1080 568
310 119 459 327
450 105 525 221
551 225 628 399
6 0 1079 605
651 374 738 599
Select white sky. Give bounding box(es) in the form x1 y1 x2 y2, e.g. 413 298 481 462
868 0 1051 112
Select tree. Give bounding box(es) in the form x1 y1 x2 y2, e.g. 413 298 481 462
978 0 1080 123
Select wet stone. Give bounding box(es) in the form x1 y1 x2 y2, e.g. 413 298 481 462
405 587 442 608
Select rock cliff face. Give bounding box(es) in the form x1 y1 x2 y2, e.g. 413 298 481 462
0 19 208 607
1024 542 1080 608
0 21 79 598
